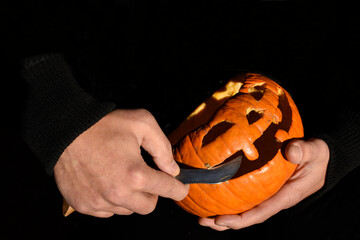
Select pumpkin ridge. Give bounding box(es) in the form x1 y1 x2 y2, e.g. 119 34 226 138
188 138 206 167
183 192 217 217
225 176 266 212
220 180 255 212
191 184 236 215
178 135 204 168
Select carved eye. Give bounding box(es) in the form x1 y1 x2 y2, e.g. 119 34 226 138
202 121 235 147
249 83 266 100
246 109 264 125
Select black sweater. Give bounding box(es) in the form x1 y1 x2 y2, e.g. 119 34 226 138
21 54 116 175
4 1 360 203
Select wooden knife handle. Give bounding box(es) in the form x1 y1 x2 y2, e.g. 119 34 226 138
62 198 75 217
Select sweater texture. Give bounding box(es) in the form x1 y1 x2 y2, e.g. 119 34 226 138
21 54 116 175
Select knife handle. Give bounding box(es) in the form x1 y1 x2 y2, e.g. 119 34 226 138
62 198 75 217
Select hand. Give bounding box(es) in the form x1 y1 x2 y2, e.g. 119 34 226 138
54 109 189 218
199 138 330 231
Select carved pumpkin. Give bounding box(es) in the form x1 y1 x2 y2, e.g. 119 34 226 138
168 73 303 218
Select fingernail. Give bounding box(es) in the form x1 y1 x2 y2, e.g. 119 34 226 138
290 144 302 163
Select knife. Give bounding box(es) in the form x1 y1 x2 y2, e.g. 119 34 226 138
63 155 241 216
175 155 242 184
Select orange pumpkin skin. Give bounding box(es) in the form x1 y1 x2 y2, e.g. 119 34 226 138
169 73 304 218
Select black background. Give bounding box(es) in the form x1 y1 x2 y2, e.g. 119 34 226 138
1 1 360 239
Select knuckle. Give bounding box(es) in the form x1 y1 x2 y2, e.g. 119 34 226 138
250 212 269 225
104 188 127 206
90 195 105 210
137 109 155 123
128 166 147 190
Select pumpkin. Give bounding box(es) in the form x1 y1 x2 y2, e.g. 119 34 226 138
168 73 304 218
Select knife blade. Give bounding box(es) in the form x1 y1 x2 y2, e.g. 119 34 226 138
175 155 242 184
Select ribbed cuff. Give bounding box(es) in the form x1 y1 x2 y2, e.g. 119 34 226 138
21 54 116 175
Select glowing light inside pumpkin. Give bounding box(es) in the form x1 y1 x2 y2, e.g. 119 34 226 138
187 81 243 120
213 81 242 100
187 102 206 119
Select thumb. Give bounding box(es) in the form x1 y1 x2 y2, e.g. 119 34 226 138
285 140 304 164
285 138 329 165
138 113 180 177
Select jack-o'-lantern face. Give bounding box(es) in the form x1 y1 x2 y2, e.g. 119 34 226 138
169 73 303 218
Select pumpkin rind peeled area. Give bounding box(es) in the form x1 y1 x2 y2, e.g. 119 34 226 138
169 73 304 218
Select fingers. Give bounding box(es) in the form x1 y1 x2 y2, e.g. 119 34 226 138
199 218 230 231
94 109 188 215
85 208 132 218
128 162 189 201
71 196 135 217
216 196 287 229
106 191 159 215
99 162 188 215
110 206 134 216
136 109 180 177
91 211 115 218
200 190 293 230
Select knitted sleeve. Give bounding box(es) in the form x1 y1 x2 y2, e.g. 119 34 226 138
317 105 360 193
21 54 116 175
